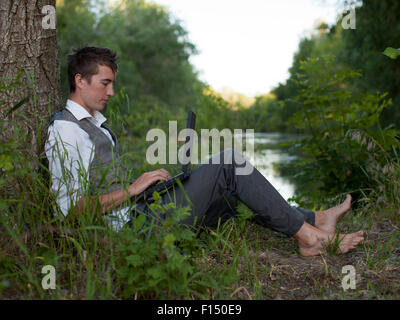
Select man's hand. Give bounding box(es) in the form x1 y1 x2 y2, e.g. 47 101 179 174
68 169 171 219
129 169 171 196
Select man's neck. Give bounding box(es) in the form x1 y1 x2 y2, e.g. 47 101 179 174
68 95 94 116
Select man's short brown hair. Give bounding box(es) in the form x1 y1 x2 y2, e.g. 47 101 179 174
67 46 118 93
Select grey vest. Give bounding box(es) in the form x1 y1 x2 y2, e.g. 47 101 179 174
50 108 131 195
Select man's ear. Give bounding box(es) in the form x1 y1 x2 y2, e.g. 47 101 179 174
74 73 85 90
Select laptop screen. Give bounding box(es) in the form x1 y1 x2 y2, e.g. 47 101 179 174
182 110 196 176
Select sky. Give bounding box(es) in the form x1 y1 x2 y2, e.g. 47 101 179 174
151 0 342 97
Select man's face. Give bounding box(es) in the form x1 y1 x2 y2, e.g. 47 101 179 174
79 64 115 115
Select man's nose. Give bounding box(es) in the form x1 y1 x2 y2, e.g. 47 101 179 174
107 84 114 97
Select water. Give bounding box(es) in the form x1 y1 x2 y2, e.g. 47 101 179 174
240 132 301 204
194 131 302 203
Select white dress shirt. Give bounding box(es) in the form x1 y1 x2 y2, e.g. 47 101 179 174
45 99 131 231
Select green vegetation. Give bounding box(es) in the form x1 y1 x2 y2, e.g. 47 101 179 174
0 0 399 299
281 56 398 205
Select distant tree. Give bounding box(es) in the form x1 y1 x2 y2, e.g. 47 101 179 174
95 0 201 110
338 0 400 128
57 0 98 100
271 37 317 132
56 0 204 134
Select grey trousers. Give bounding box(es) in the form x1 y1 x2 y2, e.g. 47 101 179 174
131 149 315 237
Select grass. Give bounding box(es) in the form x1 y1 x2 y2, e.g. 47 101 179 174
1 88 399 300
1 123 399 300
1 179 399 299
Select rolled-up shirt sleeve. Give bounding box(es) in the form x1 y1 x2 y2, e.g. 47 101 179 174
45 120 94 216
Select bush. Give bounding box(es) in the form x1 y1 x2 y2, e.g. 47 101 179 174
286 56 399 206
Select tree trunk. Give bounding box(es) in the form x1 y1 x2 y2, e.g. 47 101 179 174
0 0 60 160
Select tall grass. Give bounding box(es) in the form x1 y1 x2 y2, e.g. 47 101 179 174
0 78 253 298
1 74 399 300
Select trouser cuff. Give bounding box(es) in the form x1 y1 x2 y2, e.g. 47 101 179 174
285 210 306 238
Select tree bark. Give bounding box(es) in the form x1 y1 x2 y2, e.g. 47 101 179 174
0 0 60 159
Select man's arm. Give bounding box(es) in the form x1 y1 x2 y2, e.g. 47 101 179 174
68 168 171 218
46 120 95 218
47 120 171 221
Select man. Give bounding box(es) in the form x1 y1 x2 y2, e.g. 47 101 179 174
46 46 364 256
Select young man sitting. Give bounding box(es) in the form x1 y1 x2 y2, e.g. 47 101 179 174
45 46 364 257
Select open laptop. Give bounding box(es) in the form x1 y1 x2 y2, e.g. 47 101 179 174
136 110 196 202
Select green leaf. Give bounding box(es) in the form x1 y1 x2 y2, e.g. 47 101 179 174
0 155 13 171
0 201 8 211
163 233 176 248
6 96 29 116
177 229 194 241
126 254 143 267
383 47 400 60
133 214 146 230
147 265 163 279
152 191 161 202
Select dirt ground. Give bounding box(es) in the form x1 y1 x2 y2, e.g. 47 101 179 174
228 218 400 300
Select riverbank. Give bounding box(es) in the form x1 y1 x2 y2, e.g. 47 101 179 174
199 198 400 299
2 193 398 299
1 132 398 299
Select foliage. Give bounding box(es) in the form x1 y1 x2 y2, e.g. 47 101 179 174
338 0 400 128
113 194 214 299
57 0 98 100
0 72 242 299
0 102 55 299
285 56 399 205
57 0 203 114
383 47 400 60
237 94 284 132
269 1 400 133
2 0 400 301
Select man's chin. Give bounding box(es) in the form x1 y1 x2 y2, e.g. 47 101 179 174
97 102 107 110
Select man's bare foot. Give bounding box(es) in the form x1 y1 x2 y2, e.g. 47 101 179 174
294 222 364 257
315 194 352 235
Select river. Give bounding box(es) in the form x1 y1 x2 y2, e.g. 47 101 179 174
240 132 302 204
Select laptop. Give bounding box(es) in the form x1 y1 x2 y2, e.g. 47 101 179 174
136 110 196 202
